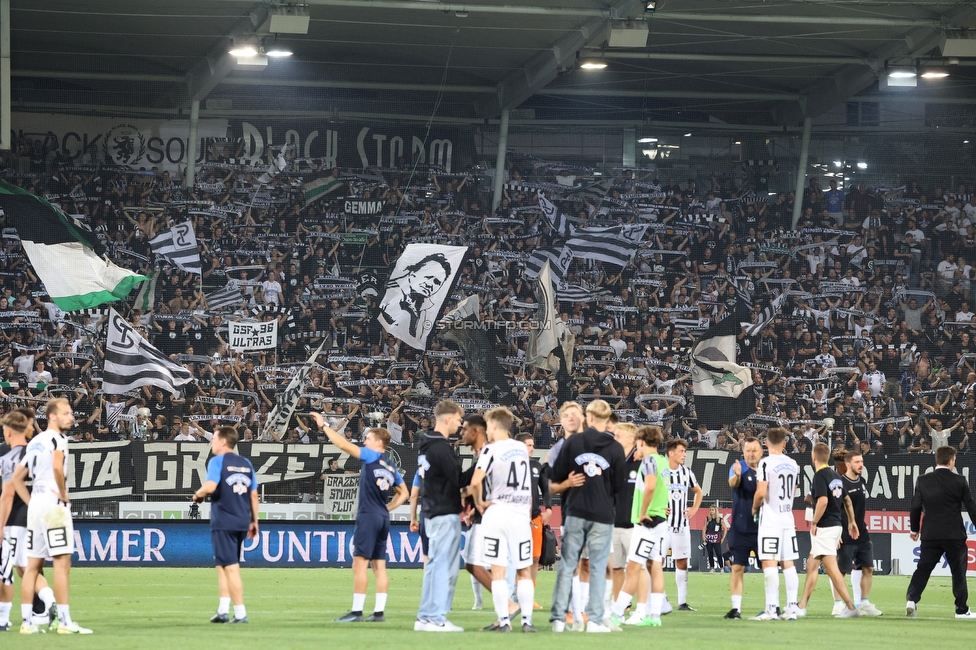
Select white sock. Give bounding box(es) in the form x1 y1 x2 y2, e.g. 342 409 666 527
851 570 863 604
649 592 664 618
352 592 366 613
784 566 799 608
830 579 837 600
492 580 510 626
763 567 779 613
218 597 231 615
676 569 688 605
580 581 590 613
374 593 388 614
0 601 11 625
22 604 33 625
38 587 55 608
57 604 72 627
517 580 534 626
471 574 483 604
731 595 742 612
571 576 583 621
233 604 246 620
636 602 646 616
612 591 632 618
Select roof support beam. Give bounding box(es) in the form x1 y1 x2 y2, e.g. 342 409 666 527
650 11 942 27
266 0 608 18
15 101 976 134
186 5 270 103
540 88 800 101
478 0 644 117
581 50 872 66
773 3 976 125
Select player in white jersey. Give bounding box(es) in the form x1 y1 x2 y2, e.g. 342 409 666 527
0 409 56 631
751 427 801 621
12 397 91 635
470 407 536 633
665 439 702 611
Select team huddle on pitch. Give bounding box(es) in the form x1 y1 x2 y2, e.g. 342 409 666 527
5 395 973 636
394 398 975 632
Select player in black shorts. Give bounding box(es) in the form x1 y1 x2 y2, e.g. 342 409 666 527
837 450 882 616
725 437 762 619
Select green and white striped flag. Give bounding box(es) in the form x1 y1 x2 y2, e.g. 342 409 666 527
0 181 146 311
134 269 159 311
304 176 344 205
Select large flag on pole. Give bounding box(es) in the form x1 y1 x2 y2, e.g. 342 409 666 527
265 341 325 440
378 243 467 350
149 222 202 274
103 308 194 396
0 181 146 311
690 302 756 429
527 260 558 368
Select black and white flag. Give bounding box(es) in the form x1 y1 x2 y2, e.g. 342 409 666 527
691 302 756 429
525 246 572 284
742 291 787 337
149 222 202 274
378 243 467 350
265 341 325 440
565 224 648 267
206 283 243 311
538 193 575 236
527 260 558 368
103 308 195 396
577 179 613 206
555 283 613 303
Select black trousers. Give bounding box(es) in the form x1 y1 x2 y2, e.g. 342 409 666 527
705 542 724 569
906 538 969 614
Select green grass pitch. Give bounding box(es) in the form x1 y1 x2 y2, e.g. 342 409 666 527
9 568 976 648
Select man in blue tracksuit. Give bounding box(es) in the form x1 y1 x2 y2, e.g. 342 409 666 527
724 436 762 619
193 426 259 625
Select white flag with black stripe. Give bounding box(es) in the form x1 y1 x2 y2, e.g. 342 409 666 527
103 308 194 396
565 224 648 267
538 193 575 236
525 246 572 284
206 282 243 311
149 222 202 274
742 291 786 337
556 283 613 303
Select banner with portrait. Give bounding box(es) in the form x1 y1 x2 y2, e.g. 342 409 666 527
378 244 467 350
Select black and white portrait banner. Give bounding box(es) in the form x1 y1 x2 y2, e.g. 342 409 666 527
378 243 467 350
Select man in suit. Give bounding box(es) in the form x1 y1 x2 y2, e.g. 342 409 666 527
906 445 976 618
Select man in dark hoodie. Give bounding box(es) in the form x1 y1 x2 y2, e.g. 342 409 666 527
415 400 465 632
549 399 626 633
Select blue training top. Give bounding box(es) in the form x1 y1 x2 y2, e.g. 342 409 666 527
206 452 258 531
728 459 759 537
358 447 403 517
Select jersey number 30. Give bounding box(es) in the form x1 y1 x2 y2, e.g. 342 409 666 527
778 473 795 500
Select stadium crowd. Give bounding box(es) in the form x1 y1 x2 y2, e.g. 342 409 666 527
0 133 974 456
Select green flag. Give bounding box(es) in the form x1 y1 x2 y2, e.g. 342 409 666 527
0 181 146 311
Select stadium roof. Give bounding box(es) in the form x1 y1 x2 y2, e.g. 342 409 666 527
11 0 976 128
